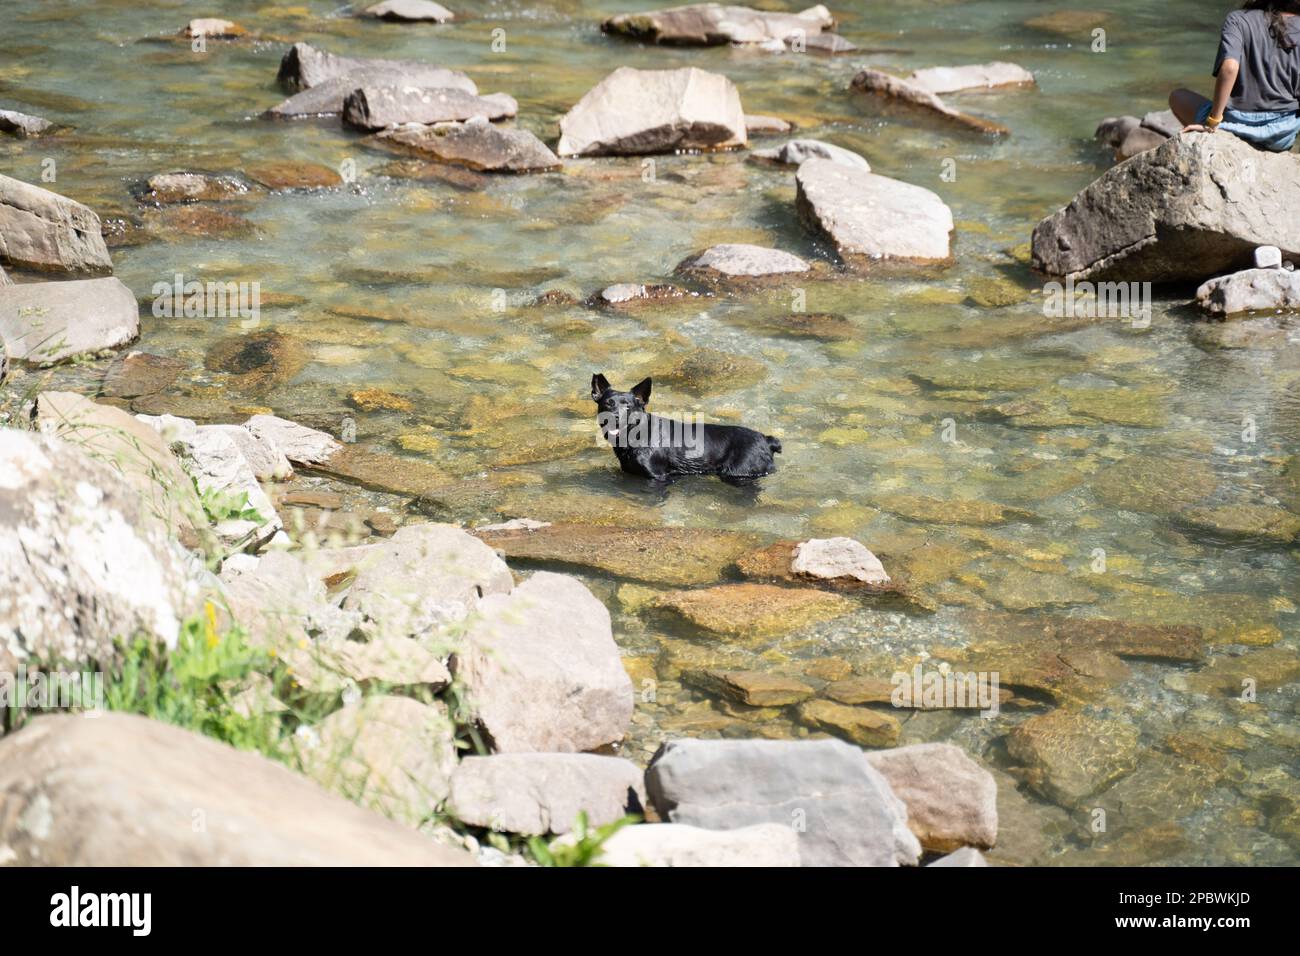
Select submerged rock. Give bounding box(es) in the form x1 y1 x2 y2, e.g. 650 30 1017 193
343 87 515 130
0 173 113 275
557 66 746 157
1196 267 1300 315
449 754 644 836
1032 133 1300 282
795 158 953 263
602 4 835 46
142 171 249 203
371 118 561 172
473 522 759 586
205 329 307 390
796 699 901 747
593 822 800 866
751 138 868 169
0 714 474 865
1176 503 1300 545
0 430 196 673
0 276 138 365
684 669 814 706
1006 708 1140 808
0 108 53 138
850 69 1009 136
653 582 853 639
906 62 1035 95
453 572 634 753
646 737 922 866
865 743 998 852
677 243 810 279
360 0 455 22
243 161 342 190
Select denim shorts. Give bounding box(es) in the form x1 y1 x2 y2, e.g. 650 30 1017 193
1197 102 1300 151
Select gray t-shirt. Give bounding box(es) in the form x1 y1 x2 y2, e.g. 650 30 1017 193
1214 9 1300 112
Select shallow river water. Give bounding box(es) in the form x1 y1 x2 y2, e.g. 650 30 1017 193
2 0 1298 865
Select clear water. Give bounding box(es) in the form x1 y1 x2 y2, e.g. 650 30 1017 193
2 0 1297 865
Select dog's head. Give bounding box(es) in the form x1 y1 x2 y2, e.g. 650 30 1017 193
591 373 651 443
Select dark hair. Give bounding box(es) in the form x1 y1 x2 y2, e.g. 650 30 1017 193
1242 1 1300 50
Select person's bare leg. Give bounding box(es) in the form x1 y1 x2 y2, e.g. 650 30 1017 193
1169 88 1211 126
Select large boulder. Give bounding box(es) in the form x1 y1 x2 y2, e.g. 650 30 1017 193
0 276 138 365
850 69 1009 136
1195 267 1300 315
295 695 459 826
370 117 561 172
453 571 634 753
448 753 645 835
1031 133 1300 282
593 822 801 866
342 522 513 642
864 743 998 852
0 174 113 275
602 4 835 46
645 738 922 866
343 87 515 131
34 391 205 542
0 430 197 672
269 43 476 117
557 66 746 157
0 713 474 865
795 158 954 263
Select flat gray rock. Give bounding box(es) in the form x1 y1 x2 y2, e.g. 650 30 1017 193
0 174 113 275
0 276 137 364
0 713 475 865
276 42 472 93
593 822 801 866
268 66 477 117
678 243 810 278
343 86 515 131
372 118 560 172
557 66 746 157
645 737 922 867
1032 133 1300 281
752 138 868 169
361 0 455 22
1196 267 1300 315
449 753 645 835
453 571 634 753
603 3 835 45
928 847 989 867
850 69 1009 136
243 413 342 466
795 158 954 263
865 743 998 852
906 62 1035 95
0 108 53 137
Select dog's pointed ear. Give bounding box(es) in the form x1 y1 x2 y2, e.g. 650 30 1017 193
591 373 610 401
631 377 652 405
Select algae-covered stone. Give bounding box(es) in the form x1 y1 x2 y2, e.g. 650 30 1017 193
876 494 1035 526
684 669 814 706
1091 455 1217 513
1177 504 1300 546
473 522 758 586
1185 647 1300 697
658 348 767 394
654 583 853 639
982 567 1098 611
796 699 901 747
1005 708 1139 808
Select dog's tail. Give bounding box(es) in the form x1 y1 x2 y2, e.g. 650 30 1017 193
766 435 782 455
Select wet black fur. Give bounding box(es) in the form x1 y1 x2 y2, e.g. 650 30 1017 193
591 373 781 484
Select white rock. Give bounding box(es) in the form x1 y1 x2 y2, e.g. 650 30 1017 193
928 846 989 867
449 753 645 835
361 0 455 22
594 822 801 866
0 277 138 365
1195 267 1300 315
751 138 869 170
204 423 292 480
796 158 954 262
678 243 810 278
907 62 1035 95
243 414 342 466
454 571 634 753
1255 245 1283 269
557 66 747 157
791 536 889 584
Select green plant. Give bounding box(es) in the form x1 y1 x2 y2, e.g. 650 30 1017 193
104 602 283 756
198 484 265 525
526 812 639 867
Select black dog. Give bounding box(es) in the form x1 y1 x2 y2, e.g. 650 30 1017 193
591 373 781 484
